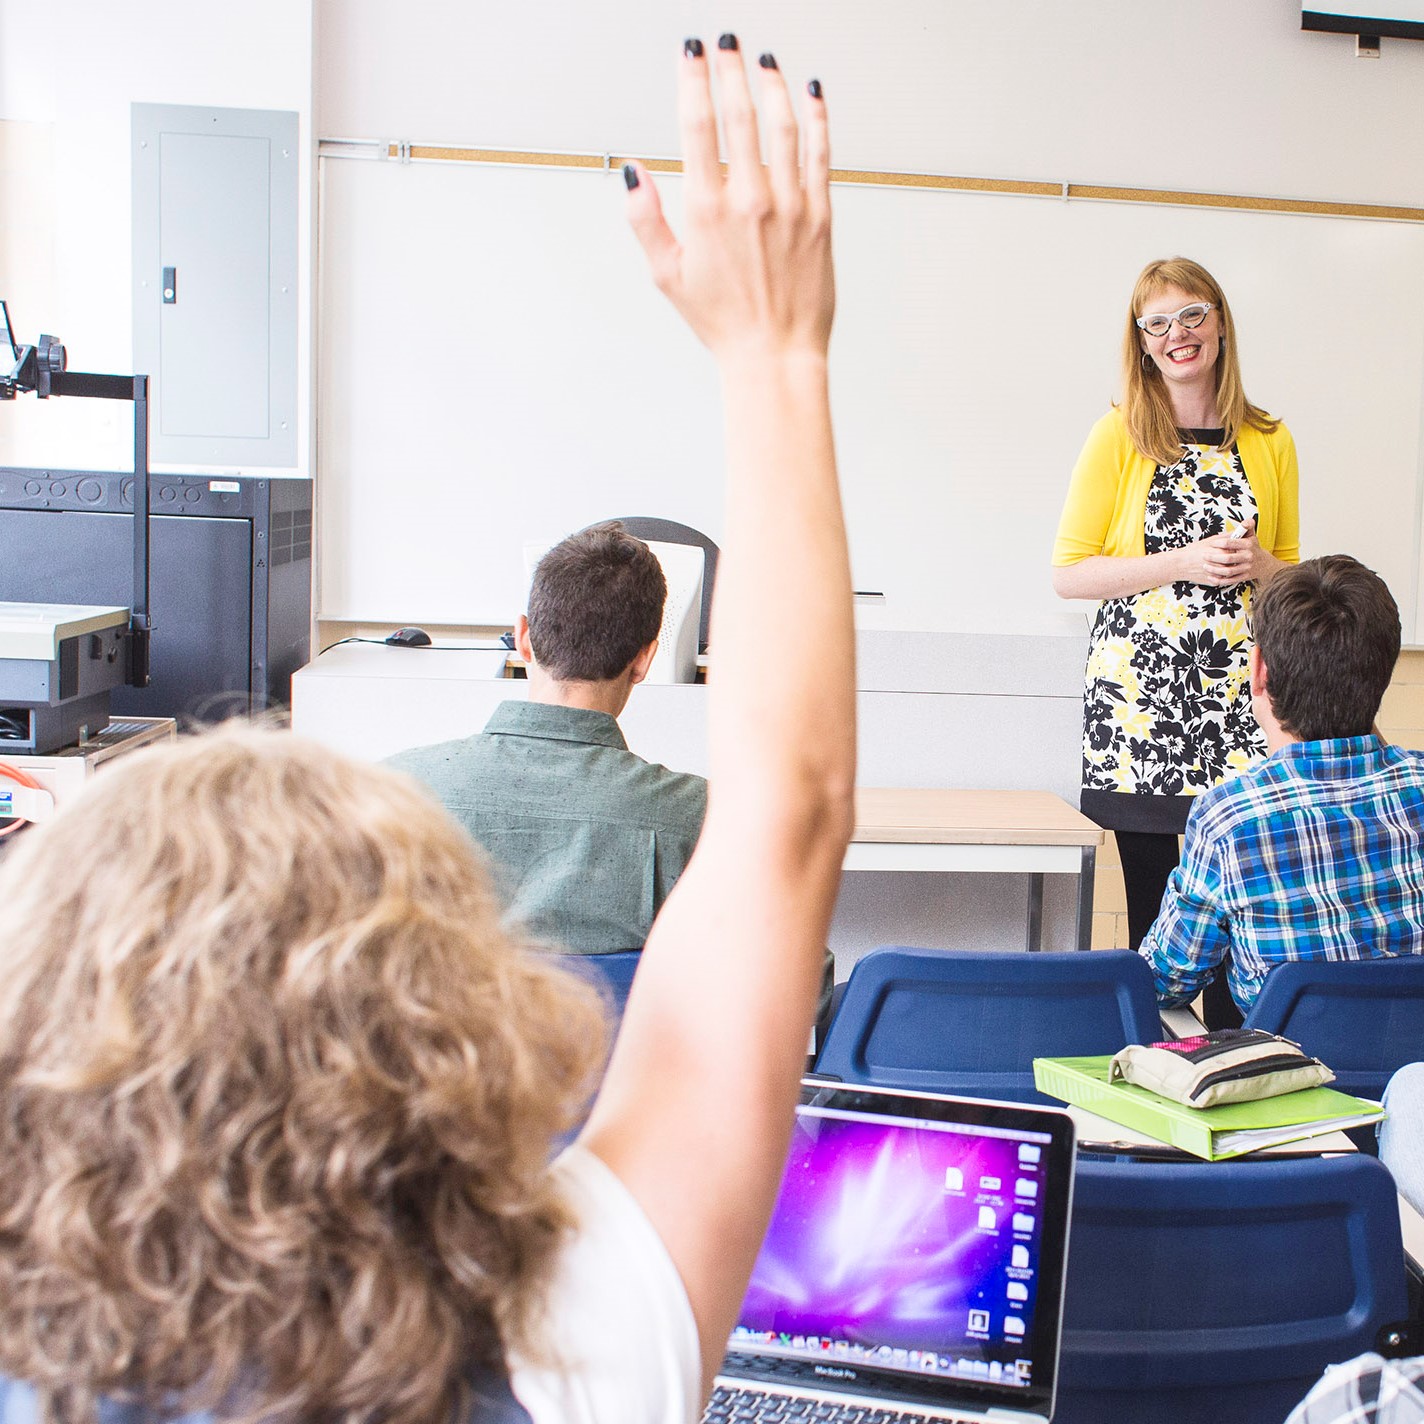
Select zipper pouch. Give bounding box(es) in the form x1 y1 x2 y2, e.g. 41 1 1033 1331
1109 1028 1335 1107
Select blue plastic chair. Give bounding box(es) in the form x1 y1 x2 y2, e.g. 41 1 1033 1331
1243 956 1424 1100
1055 1152 1408 1424
813 947 1162 1103
550 950 641 1023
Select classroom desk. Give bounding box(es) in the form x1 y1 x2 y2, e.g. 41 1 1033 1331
851 789 1103 953
291 635 1093 956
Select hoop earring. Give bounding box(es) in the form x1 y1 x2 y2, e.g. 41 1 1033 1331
1140 351 1155 374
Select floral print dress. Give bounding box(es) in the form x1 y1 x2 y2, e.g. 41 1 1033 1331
1079 431 1265 835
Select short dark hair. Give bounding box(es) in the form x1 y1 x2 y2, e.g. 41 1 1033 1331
526 522 666 681
1253 555 1400 741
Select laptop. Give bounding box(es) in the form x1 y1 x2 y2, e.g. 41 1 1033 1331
706 1081 1077 1423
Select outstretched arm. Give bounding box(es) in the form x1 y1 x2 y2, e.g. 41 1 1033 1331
579 39 855 1395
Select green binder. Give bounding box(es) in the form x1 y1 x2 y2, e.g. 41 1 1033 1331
1032 1055 1386 1161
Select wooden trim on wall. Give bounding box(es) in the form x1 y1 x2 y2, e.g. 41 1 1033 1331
322 139 1424 224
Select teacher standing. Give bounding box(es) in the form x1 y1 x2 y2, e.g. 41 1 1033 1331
1052 257 1299 1017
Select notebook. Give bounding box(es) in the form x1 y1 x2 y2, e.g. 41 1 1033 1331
1033 1054 1384 1161
707 1081 1077 1423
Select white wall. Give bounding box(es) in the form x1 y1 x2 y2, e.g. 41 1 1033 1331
308 0 1424 637
7 0 1424 613
0 0 315 475
316 0 1424 204
315 159 1424 637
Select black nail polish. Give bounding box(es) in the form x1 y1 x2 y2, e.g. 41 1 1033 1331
683 37 703 58
622 164 639 191
718 33 739 51
758 52 778 70
808 78 823 99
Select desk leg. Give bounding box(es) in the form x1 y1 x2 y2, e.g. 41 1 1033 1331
1026 873 1044 952
1075 846 1097 951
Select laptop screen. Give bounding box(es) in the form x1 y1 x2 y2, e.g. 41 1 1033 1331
724 1083 1076 1419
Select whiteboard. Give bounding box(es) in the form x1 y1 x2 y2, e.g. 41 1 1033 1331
317 155 1424 641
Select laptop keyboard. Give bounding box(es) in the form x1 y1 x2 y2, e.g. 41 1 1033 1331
702 1384 974 1422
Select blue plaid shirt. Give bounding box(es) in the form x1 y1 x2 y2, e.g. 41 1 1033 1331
1140 736 1424 1013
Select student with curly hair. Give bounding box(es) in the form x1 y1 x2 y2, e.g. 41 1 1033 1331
0 37 851 1424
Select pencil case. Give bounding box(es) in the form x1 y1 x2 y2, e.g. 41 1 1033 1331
1109 1029 1334 1107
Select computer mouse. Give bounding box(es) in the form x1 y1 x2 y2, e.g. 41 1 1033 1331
385 626 432 647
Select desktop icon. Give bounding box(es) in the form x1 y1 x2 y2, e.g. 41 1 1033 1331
1015 1178 1038 1199
1006 1280 1029 1303
1018 1144 1042 1164
944 1166 964 1192
979 1175 1001 1191
1012 1212 1035 1234
1005 1316 1026 1338
1011 1244 1031 1269
967 1310 990 1334
977 1206 997 1230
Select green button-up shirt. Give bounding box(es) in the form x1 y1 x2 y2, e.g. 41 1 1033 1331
386 700 707 954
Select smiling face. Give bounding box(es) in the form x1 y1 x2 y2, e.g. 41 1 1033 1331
1137 282 1222 392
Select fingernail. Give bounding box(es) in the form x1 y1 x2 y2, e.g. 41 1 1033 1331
718 33 739 51
758 53 778 70
622 164 639 191
683 37 703 58
808 78 823 99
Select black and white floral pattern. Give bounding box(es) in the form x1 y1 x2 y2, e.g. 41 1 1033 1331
1082 440 1265 807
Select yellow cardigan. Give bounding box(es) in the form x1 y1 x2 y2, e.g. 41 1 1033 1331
1051 407 1301 566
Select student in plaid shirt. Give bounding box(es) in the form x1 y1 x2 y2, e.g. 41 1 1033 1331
1139 554 1424 1015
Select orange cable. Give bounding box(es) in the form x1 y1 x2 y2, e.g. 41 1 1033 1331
0 760 45 838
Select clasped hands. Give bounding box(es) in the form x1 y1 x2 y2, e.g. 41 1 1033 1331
1180 519 1270 588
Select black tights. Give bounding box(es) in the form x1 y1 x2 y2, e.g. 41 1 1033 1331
1115 829 1241 1030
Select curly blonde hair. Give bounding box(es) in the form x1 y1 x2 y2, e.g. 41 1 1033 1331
0 725 608 1424
1120 256 1279 466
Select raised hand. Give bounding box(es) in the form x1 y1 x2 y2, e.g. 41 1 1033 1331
622 38 833 362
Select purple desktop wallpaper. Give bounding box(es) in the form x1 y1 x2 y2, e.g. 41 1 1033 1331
738 1112 1045 1363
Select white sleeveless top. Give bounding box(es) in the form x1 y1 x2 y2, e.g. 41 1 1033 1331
510 1146 701 1424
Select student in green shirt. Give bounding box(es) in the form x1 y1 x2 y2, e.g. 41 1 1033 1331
387 522 708 955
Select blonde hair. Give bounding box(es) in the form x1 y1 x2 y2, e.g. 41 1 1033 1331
1120 256 1279 466
0 725 608 1424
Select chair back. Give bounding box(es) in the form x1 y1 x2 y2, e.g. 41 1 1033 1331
813 946 1161 1103
610 517 719 653
550 950 641 1023
1243 955 1424 1099
1056 1152 1407 1424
